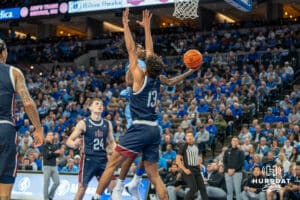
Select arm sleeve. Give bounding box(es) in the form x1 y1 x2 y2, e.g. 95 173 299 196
223 150 228 172
237 150 245 171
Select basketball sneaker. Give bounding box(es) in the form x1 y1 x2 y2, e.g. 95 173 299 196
111 183 124 200
124 176 141 200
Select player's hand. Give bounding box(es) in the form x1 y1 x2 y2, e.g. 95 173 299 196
184 169 191 175
136 9 152 28
188 65 202 73
74 138 82 149
33 127 44 147
122 8 130 26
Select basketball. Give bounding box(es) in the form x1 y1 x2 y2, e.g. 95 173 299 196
183 49 203 69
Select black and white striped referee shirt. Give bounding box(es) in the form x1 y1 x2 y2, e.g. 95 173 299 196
178 143 199 168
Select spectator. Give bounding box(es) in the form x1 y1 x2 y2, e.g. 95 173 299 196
263 107 276 124
263 151 276 178
18 157 34 171
238 126 252 144
180 115 190 130
248 154 263 170
255 137 270 157
216 147 228 164
74 154 81 168
173 126 185 144
280 164 299 200
241 165 266 200
164 163 184 200
223 137 245 200
162 144 177 168
160 114 172 131
195 124 209 156
224 109 234 136
230 102 243 129
270 140 280 156
276 153 291 173
206 119 217 149
18 119 30 135
289 147 300 163
61 158 79 173
205 161 226 200
240 138 253 157
252 125 263 144
283 140 294 159
197 99 209 113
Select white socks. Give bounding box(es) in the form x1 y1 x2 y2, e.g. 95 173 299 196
115 178 124 190
132 174 142 186
92 193 101 200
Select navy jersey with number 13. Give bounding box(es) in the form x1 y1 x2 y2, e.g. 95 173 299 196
130 76 160 122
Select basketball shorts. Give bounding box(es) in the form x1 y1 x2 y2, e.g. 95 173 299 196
0 123 17 184
115 122 161 162
78 154 108 186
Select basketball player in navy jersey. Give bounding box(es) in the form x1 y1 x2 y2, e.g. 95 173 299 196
67 98 116 200
0 39 43 200
93 8 200 200
114 9 201 200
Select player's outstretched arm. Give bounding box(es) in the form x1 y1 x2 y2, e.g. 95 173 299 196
123 8 144 91
66 120 85 149
159 66 200 86
106 121 116 150
137 10 153 57
14 68 43 147
123 8 138 71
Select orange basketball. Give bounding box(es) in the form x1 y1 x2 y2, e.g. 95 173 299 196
183 49 203 69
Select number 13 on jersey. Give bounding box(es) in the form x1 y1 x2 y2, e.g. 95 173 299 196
147 90 157 108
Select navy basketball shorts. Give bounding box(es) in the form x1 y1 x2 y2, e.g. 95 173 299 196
0 123 17 184
115 123 161 162
78 154 107 186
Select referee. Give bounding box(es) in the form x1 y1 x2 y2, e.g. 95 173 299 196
176 131 208 200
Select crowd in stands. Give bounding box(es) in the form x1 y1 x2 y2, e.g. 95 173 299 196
6 22 300 199
4 20 300 64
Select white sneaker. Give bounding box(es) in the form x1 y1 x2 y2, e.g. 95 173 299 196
124 181 141 200
111 185 123 200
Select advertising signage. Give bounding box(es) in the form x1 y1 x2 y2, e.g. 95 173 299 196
0 7 20 21
68 0 174 14
12 172 150 200
20 2 68 18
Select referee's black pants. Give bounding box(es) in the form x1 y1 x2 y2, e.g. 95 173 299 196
182 167 208 200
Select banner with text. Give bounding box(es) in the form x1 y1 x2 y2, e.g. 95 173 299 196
20 2 68 18
68 0 174 14
0 7 20 21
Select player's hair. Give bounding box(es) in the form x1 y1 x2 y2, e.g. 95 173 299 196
0 39 6 52
87 98 102 106
145 54 163 79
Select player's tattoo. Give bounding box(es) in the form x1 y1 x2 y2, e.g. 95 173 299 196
14 69 42 130
160 70 194 86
